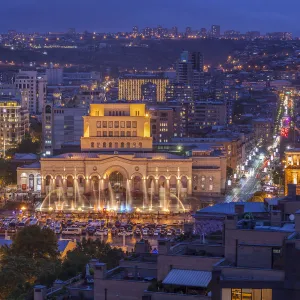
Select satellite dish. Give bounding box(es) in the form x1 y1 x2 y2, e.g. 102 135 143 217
289 214 295 221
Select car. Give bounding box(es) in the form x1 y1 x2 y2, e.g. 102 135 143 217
94 229 107 236
62 227 81 235
167 230 173 236
126 229 133 236
154 230 160 236
87 226 96 235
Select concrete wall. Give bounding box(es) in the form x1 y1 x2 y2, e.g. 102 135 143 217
94 279 149 300
224 228 290 265
157 255 222 281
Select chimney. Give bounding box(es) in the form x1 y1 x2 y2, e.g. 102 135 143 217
34 285 46 300
270 210 282 227
94 262 107 281
224 214 238 230
234 204 244 215
158 239 171 255
295 210 300 233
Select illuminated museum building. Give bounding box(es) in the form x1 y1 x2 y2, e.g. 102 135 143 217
17 103 226 200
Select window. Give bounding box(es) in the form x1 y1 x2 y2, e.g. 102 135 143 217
109 131 113 137
114 131 119 137
121 142 124 148
115 142 118 148
103 121 107 128
97 142 100 148
133 142 136 148
96 121 101 128
127 131 131 137
132 121 137 128
114 121 119 128
126 142 130 148
91 142 94 148
126 121 131 128
109 142 112 148
109 111 111 116
103 142 106 148
139 142 142 148
209 184 213 191
121 121 125 128
103 131 107 137
109 121 113 128
121 131 125 137
97 131 101 137
132 131 137 137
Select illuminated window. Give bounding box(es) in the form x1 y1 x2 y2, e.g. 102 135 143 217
121 121 125 128
121 142 124 148
109 121 113 128
114 121 119 128
96 121 101 128
103 121 107 128
132 121 137 128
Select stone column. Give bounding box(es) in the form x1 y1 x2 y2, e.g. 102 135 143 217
187 177 192 196
84 177 90 194
41 177 46 194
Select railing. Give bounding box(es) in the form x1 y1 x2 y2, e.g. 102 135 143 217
46 273 82 296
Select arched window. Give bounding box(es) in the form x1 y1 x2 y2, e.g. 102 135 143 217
139 142 142 148
133 142 136 148
121 142 124 148
126 142 130 148
109 142 112 148
29 174 34 190
112 111 115 116
91 142 95 148
97 142 100 148
115 142 118 148
103 142 106 148
109 111 111 116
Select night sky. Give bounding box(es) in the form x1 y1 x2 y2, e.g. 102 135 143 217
0 0 298 34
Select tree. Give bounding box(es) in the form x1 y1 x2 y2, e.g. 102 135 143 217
10 225 59 260
248 191 267 202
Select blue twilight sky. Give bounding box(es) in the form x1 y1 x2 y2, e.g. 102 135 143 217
0 0 299 34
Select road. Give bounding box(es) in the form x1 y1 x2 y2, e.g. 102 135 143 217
225 156 264 203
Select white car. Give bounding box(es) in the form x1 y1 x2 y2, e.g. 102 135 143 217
167 230 173 236
95 229 108 236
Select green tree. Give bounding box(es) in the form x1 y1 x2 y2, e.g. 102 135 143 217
10 225 59 260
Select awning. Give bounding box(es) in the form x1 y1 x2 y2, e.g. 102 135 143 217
162 269 212 288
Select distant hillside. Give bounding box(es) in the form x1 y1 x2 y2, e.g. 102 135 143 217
0 39 247 71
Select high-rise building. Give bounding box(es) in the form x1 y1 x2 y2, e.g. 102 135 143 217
185 27 192 37
0 96 29 156
132 26 138 36
46 67 63 85
81 103 152 152
211 25 221 37
118 74 169 102
42 103 87 155
176 51 204 99
200 28 207 37
141 82 157 103
171 26 178 37
14 70 47 114
165 82 193 103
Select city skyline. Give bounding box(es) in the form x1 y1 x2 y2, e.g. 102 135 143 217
0 0 299 34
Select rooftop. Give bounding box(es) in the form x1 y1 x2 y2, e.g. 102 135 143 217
195 202 267 216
